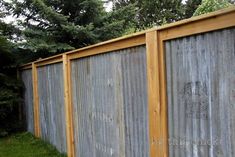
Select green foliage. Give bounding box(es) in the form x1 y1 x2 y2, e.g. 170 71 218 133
0 132 66 157
184 0 202 18
0 1 21 42
0 32 23 136
2 0 136 56
1 0 213 59
0 36 19 105
193 0 232 16
139 0 185 28
111 0 202 29
0 0 23 135
95 3 137 39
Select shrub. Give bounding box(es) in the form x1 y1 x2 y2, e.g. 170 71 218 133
193 0 232 16
0 35 23 136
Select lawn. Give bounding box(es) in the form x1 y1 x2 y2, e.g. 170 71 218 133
0 132 66 157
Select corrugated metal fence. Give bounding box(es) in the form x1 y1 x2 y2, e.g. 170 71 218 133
20 7 235 157
71 46 149 157
166 28 235 157
21 69 34 134
37 63 67 153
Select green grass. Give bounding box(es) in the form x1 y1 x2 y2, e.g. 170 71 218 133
0 132 67 157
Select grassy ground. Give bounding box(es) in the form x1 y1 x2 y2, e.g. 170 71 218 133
0 132 66 157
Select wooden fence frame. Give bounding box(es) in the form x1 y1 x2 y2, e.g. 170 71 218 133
20 6 235 157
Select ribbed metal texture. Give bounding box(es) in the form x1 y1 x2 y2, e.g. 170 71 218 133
165 28 235 157
21 69 34 134
37 63 67 153
71 45 149 157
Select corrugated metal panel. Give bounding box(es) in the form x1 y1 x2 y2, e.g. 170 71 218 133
21 69 34 134
37 63 67 153
165 28 235 157
71 45 149 157
121 47 149 157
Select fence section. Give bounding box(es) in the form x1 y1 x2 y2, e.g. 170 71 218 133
20 7 235 157
21 69 34 134
71 46 149 157
37 63 67 153
165 28 235 157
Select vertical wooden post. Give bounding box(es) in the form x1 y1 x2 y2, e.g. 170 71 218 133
146 30 169 157
158 36 169 157
146 31 161 157
63 54 75 157
32 63 40 137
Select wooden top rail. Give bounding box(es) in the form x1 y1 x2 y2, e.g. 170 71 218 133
20 6 235 69
20 62 33 70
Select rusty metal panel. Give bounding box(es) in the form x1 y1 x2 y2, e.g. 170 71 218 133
165 28 235 157
21 69 34 134
71 45 149 157
37 63 67 153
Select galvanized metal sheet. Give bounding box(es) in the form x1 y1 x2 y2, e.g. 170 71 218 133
165 28 235 157
71 45 149 157
21 69 34 134
37 63 67 153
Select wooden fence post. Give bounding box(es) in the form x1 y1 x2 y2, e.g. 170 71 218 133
32 62 41 137
158 32 169 157
146 30 169 157
63 54 75 157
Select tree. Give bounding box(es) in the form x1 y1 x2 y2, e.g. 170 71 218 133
112 0 186 29
193 0 232 16
184 0 202 18
3 0 136 56
0 33 23 136
111 0 234 29
0 3 24 136
0 35 21 109
0 1 21 42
